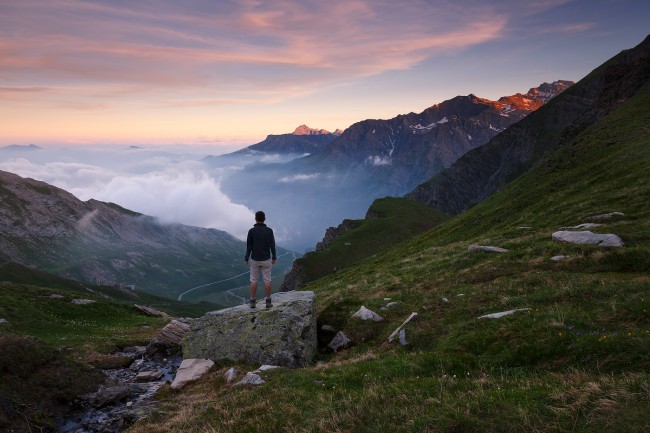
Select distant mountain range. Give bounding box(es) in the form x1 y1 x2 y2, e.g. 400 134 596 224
0 169 293 304
209 81 572 251
0 144 42 152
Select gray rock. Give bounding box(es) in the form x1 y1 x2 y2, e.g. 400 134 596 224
328 331 351 352
234 372 265 386
478 308 529 319
468 245 509 253
385 302 400 308
49 294 65 299
170 358 214 390
224 367 238 383
87 383 151 408
559 223 602 229
352 306 383 322
552 230 624 247
72 298 96 305
134 304 169 318
279 261 306 292
320 325 336 333
135 371 164 382
0 319 8 325
587 212 624 221
551 255 569 261
154 319 192 348
183 291 317 368
253 365 280 373
398 329 408 346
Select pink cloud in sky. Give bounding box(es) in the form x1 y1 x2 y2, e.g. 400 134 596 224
0 0 640 144
1 1 507 102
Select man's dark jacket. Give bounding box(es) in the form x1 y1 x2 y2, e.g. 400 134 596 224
245 223 277 261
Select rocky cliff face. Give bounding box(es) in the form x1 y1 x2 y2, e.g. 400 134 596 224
406 38 650 215
0 170 244 297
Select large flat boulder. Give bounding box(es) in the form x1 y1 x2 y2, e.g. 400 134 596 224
552 230 624 247
183 291 317 368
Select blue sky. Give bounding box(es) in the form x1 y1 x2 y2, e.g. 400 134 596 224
1 0 648 146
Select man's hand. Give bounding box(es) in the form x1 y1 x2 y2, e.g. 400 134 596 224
272 259 276 265
244 260 249 267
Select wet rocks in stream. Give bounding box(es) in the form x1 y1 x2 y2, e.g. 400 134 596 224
59 346 182 433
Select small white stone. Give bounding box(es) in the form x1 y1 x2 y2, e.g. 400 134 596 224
234 372 265 386
224 367 238 383
352 306 383 321
478 308 529 319
253 365 280 373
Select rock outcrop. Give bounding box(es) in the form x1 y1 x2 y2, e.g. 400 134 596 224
315 220 356 252
279 261 306 292
183 291 317 368
552 230 624 247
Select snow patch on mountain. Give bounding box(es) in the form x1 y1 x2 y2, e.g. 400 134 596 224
409 117 449 134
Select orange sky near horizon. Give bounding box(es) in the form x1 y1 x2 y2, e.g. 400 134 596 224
1 0 649 147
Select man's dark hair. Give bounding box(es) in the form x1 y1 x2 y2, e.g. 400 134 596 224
255 211 266 222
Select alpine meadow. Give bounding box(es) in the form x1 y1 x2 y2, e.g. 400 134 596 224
1 3 650 433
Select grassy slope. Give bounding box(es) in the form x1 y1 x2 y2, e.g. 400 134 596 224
0 261 224 317
128 85 650 431
0 268 167 433
297 197 448 281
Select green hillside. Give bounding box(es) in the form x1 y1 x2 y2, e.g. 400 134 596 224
129 71 650 431
290 197 448 286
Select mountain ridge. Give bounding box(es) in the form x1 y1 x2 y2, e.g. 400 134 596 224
406 37 650 215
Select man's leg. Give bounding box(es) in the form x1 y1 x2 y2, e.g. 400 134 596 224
249 260 260 308
261 260 273 308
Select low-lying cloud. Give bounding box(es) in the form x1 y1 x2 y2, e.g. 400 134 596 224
278 173 320 183
367 155 391 166
0 148 254 239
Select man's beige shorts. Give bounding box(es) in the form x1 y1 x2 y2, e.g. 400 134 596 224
249 259 272 283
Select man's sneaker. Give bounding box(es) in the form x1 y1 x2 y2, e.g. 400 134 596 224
265 298 273 309
249 298 256 309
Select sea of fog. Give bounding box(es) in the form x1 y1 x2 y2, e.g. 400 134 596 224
0 144 257 241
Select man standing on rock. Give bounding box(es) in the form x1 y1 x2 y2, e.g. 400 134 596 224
245 211 277 309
